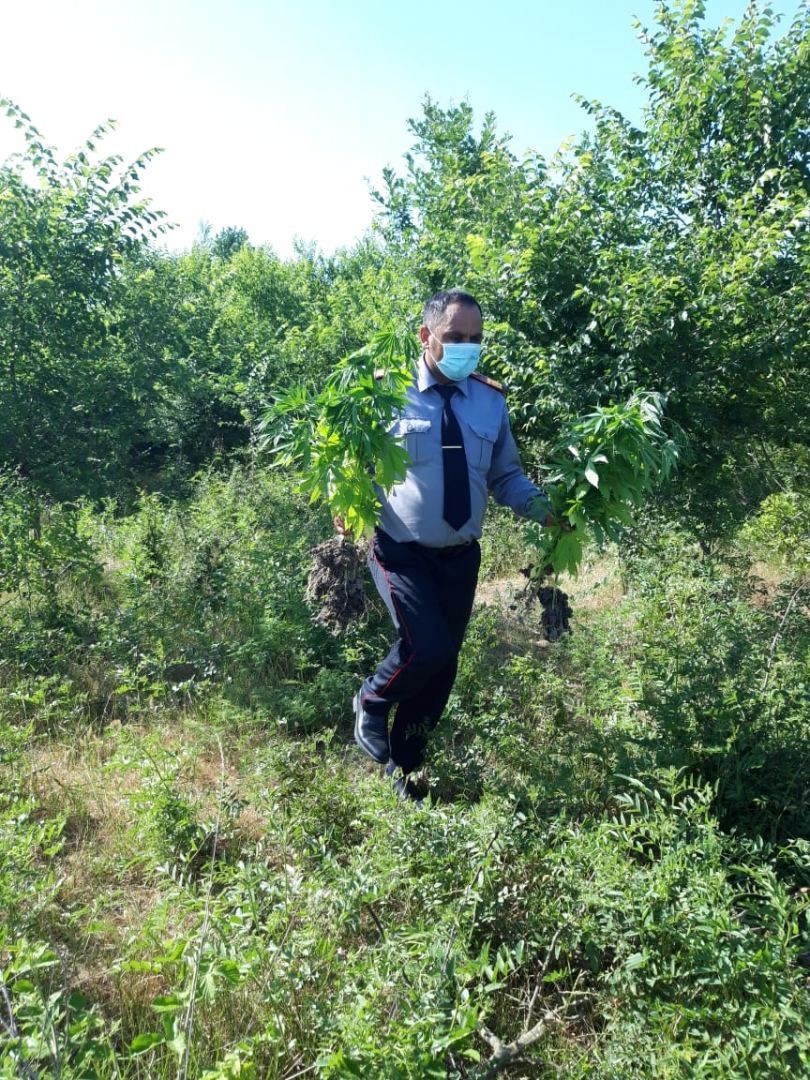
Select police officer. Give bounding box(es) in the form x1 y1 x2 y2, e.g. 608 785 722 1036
352 290 555 798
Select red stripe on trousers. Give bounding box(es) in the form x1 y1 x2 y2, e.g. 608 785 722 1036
370 546 415 695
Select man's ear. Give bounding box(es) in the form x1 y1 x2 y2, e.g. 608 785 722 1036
419 324 431 348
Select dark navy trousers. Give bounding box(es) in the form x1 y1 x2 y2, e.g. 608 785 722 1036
361 528 481 773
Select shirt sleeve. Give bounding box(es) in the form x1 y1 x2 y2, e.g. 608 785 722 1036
487 402 549 516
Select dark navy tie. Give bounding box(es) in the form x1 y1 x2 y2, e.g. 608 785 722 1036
435 384 471 530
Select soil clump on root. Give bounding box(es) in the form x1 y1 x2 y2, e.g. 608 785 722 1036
306 536 367 633
517 567 573 641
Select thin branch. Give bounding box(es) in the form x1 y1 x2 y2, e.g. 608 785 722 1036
365 901 386 942
479 1008 565 1078
761 584 805 693
282 1063 320 1080
479 972 585 1078
526 924 564 1026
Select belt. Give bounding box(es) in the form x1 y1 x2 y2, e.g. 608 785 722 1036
376 529 475 557
430 541 475 559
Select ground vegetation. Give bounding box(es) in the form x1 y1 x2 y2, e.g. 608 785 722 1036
1 3 808 1075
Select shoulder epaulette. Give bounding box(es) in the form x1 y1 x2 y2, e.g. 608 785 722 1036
470 371 506 395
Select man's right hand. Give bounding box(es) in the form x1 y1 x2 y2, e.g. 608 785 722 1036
527 496 573 531
551 515 574 532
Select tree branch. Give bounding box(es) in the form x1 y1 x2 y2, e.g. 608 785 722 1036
761 584 805 693
479 1008 564 1078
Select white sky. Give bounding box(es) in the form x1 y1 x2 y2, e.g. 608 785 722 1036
0 0 796 257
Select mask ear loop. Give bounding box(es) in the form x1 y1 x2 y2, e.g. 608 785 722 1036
426 329 444 368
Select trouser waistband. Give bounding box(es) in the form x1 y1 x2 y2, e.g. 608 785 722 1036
376 529 476 558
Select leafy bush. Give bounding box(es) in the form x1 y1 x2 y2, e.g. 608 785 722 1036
0 465 379 730
739 491 810 573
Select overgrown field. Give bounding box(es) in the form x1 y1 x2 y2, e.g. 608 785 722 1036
1 467 808 1078
2 3 809 1073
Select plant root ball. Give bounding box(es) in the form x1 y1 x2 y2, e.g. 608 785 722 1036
519 567 573 642
536 585 573 641
306 536 367 634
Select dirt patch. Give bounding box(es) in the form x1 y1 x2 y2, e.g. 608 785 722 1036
28 741 138 846
476 554 625 644
564 554 624 614
475 574 524 609
747 560 791 609
478 569 573 641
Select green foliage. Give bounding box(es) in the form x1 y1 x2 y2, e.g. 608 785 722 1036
0 104 328 500
0 773 64 935
536 773 810 1078
0 470 104 686
739 490 810 573
1 3 809 1076
526 391 683 575
4 0 806 526
0 939 118 1077
620 532 810 839
259 329 418 538
110 240 323 486
0 100 170 499
211 225 250 261
0 466 366 731
373 3 809 535
0 517 808 1076
0 471 99 611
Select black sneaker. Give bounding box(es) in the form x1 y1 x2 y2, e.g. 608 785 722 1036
353 693 390 764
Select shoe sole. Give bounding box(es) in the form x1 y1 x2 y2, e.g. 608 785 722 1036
353 694 389 764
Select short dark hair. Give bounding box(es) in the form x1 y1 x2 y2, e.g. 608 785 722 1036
422 290 482 328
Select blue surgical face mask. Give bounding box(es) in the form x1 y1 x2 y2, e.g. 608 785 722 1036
432 336 481 381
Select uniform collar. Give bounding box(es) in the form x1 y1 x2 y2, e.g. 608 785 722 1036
416 354 470 397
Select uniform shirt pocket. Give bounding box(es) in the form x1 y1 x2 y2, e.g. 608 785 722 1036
466 421 499 470
388 417 432 464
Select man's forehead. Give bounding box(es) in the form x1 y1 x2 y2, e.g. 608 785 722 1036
434 303 483 332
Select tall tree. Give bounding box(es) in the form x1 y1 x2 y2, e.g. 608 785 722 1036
371 2 810 530
0 101 167 499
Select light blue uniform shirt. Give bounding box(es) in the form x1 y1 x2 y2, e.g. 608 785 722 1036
377 357 547 547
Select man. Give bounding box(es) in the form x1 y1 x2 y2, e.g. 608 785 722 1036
352 289 555 800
